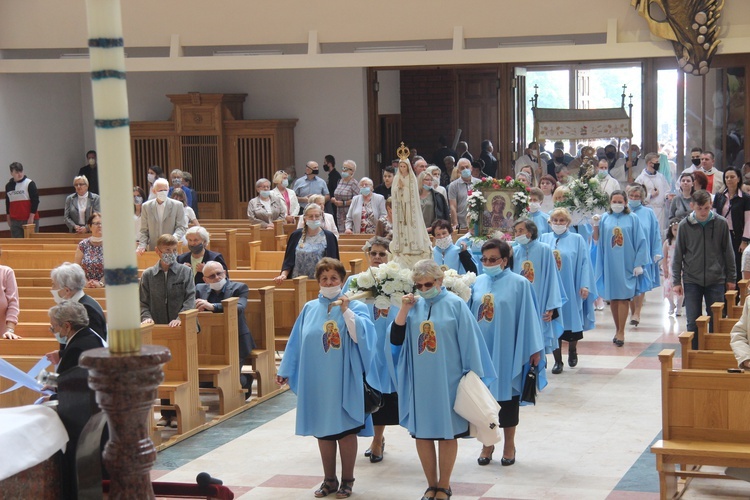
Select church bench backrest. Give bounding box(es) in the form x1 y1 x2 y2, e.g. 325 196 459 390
204 229 237 270
248 240 363 273
23 231 86 240
658 349 750 443
17 287 107 299
0 355 54 408
246 287 274 353
710 302 739 334
0 250 160 276
678 331 738 370
695 315 731 351
17 297 108 311
0 337 59 356
197 298 246 414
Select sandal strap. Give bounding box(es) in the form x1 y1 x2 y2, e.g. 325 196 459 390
315 478 339 496
436 486 453 497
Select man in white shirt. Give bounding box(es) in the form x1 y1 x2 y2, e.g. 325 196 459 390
634 152 672 230
514 141 541 176
448 158 480 230
700 151 725 195
595 158 621 197
611 144 646 185
137 178 187 254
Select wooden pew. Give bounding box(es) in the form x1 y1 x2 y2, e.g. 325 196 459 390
245 286 276 397
151 310 206 435
231 276 306 351
196 298 246 415
0 251 160 275
17 287 107 299
678 331 738 370
203 229 238 271
0 355 54 408
248 241 363 274
651 349 750 499
695 316 731 351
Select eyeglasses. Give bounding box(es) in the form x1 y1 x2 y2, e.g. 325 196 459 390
368 251 387 258
90 222 102 226
480 256 503 264
414 282 435 290
342 167 353 172
74 183 87 187
203 273 224 280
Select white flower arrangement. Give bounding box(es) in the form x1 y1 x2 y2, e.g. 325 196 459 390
442 269 477 302
346 262 415 308
466 191 487 224
512 190 530 207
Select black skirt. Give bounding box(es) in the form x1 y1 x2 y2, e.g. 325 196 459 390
560 330 583 342
371 392 399 426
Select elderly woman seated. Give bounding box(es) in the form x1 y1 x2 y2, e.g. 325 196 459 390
345 177 387 235
49 262 107 343
248 178 286 229
64 175 101 233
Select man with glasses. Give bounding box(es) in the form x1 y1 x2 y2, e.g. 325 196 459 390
448 158 481 230
293 161 330 212
196 261 255 396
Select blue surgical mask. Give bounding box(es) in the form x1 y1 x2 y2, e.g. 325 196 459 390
260 190 271 198
629 200 642 209
597 170 607 179
483 264 503 277
306 220 322 229
461 169 471 179
53 331 68 345
341 171 350 179
423 184 433 191
417 286 440 300
282 179 289 188
515 235 530 245
360 187 371 196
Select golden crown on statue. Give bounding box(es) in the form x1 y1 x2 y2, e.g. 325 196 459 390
397 142 410 161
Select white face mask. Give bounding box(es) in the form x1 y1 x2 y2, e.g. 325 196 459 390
611 203 625 213
156 191 168 202
435 236 453 250
89 236 103 243
515 234 530 245
88 158 96 166
53 330 68 345
528 202 541 213
551 224 567 235
147 173 156 184
51 289 65 304
320 285 342 299
209 278 227 291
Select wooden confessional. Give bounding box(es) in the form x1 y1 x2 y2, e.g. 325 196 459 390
129 93 297 218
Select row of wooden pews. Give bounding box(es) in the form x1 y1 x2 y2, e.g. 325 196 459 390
651 281 750 499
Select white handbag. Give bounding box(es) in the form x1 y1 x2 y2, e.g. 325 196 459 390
453 370 502 446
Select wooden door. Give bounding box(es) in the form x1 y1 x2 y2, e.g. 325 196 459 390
380 114 402 178
457 70 499 165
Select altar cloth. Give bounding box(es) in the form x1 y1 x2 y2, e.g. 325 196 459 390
0 405 68 481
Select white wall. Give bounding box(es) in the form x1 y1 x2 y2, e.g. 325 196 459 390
81 67 369 179
0 73 84 228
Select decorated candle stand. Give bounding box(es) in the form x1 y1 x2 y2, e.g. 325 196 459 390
77 1 170 499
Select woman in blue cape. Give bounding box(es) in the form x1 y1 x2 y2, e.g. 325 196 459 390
626 184 663 326
342 236 399 464
470 239 544 468
389 259 494 500
540 208 597 374
593 191 650 347
431 219 478 275
277 258 378 499
511 219 566 354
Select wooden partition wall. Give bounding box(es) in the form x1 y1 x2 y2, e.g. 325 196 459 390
130 93 297 218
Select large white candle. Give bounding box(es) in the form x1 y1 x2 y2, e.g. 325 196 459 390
85 0 140 353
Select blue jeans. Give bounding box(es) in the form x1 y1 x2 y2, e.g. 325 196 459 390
684 283 726 350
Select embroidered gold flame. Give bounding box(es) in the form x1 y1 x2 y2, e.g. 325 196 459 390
631 0 724 75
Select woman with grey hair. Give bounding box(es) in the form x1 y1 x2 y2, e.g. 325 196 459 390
389 259 494 500
48 301 106 375
248 178 286 229
332 160 360 232
345 177 386 235
49 262 107 342
64 175 101 233
177 226 229 286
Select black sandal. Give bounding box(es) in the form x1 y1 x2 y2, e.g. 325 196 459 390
335 478 355 499
435 486 452 499
314 477 339 498
421 486 438 500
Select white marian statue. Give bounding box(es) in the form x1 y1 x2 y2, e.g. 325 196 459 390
390 143 433 268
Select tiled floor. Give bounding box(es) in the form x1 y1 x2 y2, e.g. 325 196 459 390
152 287 750 499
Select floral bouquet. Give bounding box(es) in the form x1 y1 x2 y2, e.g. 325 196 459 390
467 177 530 239
346 262 415 309
554 177 609 225
441 269 477 302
